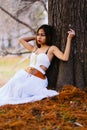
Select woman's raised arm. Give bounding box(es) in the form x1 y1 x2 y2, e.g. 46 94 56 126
52 29 75 61
19 36 36 52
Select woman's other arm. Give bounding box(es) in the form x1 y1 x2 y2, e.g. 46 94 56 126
19 36 36 52
51 29 75 61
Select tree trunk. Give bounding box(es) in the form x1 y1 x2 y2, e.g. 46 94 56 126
48 0 87 90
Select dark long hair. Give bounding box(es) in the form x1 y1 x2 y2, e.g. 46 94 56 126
36 24 55 47
36 24 58 89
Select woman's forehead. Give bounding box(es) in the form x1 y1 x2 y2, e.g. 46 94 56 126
38 29 45 33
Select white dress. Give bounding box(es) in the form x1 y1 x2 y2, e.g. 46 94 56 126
0 52 58 106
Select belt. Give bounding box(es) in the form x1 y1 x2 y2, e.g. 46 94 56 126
25 67 46 79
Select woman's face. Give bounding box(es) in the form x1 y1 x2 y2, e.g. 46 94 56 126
36 29 46 45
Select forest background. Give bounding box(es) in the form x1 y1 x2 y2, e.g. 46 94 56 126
0 0 48 85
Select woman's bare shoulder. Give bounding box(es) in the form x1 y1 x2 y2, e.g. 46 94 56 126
49 45 58 51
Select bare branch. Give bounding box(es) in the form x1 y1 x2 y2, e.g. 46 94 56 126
39 0 48 12
0 49 30 56
0 6 36 33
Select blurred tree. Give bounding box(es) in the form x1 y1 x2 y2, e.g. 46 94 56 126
47 0 87 90
0 0 48 49
0 6 35 33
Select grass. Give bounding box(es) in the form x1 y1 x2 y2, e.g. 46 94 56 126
0 55 29 86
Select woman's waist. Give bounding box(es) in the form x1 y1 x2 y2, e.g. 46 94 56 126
29 65 45 74
25 67 46 79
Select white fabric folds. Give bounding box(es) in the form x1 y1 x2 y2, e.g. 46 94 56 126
0 69 58 106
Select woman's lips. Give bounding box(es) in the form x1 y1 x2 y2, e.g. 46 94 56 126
37 40 41 43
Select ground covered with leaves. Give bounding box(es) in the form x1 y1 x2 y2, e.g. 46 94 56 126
0 85 87 130
0 57 87 129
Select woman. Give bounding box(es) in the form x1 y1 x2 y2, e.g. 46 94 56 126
0 24 75 106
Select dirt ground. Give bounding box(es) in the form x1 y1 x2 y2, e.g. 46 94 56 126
0 85 87 130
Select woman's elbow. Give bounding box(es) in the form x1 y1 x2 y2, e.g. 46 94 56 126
63 57 69 61
18 38 22 43
18 38 25 44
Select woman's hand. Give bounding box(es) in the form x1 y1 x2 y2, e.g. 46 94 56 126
67 29 75 40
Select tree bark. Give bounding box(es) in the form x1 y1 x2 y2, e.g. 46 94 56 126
48 0 87 90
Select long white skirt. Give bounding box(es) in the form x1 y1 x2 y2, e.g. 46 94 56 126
0 69 58 106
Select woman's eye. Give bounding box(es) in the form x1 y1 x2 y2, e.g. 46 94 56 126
37 34 46 36
41 34 46 36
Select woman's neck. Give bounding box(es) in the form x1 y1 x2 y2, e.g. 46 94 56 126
40 44 49 49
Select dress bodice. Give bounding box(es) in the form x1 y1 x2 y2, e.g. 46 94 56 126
29 52 51 74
